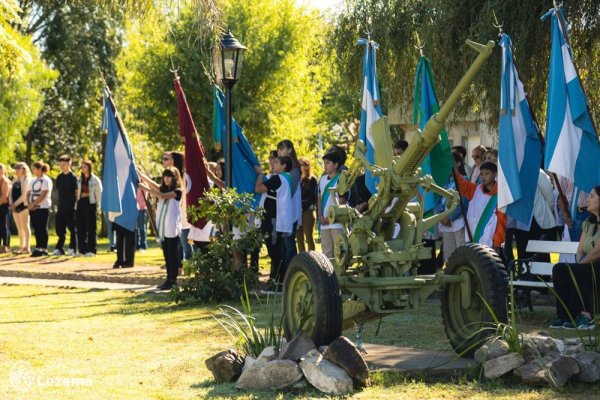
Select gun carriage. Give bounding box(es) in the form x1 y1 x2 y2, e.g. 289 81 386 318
282 39 508 356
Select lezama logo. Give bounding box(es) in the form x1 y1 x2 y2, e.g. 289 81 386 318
9 361 36 392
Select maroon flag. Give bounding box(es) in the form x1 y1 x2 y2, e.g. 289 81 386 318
174 76 210 229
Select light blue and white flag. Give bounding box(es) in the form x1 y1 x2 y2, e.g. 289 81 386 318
497 33 542 225
101 88 139 231
541 7 600 193
358 37 383 194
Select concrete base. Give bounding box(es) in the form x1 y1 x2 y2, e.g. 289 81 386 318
363 344 478 378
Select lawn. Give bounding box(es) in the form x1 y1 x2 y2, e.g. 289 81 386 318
1 284 600 399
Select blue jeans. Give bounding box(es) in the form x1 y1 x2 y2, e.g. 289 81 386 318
178 228 192 263
568 210 589 242
281 222 298 273
136 210 148 249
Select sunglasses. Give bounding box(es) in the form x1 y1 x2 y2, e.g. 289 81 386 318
472 155 481 159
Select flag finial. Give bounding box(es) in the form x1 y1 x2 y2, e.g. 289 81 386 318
413 32 425 57
492 10 503 36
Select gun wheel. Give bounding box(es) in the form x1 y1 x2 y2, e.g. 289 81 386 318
442 243 508 357
282 251 342 346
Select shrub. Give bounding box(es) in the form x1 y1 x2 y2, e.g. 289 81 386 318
176 188 263 303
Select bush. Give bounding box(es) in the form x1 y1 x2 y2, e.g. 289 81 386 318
176 188 263 303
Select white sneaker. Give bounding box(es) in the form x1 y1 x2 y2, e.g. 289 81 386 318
67 249 76 256
84 252 96 257
52 249 64 256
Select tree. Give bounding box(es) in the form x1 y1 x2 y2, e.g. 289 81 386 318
15 1 125 164
0 0 56 164
331 0 600 130
116 0 336 168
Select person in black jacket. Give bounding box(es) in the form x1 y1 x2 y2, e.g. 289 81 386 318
296 157 317 252
53 155 78 256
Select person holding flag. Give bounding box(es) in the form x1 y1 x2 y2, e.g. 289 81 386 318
455 162 506 254
101 87 139 269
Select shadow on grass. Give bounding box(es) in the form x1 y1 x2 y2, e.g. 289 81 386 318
189 380 327 399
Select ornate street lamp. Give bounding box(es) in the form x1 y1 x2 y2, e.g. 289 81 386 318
213 30 247 189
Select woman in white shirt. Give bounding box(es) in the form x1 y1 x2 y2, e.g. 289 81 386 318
10 162 32 254
27 161 53 257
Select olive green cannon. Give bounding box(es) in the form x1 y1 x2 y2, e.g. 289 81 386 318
282 39 508 356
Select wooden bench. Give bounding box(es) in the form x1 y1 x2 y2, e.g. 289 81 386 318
510 240 579 311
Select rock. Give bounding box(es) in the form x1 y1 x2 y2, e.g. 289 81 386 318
278 331 316 362
323 336 369 385
483 352 525 379
300 349 353 395
574 351 600 382
318 346 329 354
236 360 303 390
474 338 510 363
515 353 580 387
205 349 244 383
537 338 562 356
257 346 278 362
563 343 586 355
242 356 257 373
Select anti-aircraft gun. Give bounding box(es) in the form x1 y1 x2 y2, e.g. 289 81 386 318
282 39 508 356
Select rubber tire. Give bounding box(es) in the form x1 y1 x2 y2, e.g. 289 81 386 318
442 243 508 357
282 251 343 346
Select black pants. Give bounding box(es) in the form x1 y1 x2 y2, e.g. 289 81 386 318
0 204 10 246
162 237 179 283
553 262 600 319
30 208 49 249
114 223 136 267
420 239 437 274
503 227 517 267
262 218 284 283
56 207 76 252
76 198 97 254
515 218 558 262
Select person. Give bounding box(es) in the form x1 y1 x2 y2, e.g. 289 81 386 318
255 155 294 288
318 151 347 258
53 155 78 256
550 185 600 330
10 162 31 254
0 164 11 253
455 161 506 254
140 167 183 290
437 152 469 262
483 148 498 165
76 160 102 257
297 157 317 252
514 169 558 262
27 161 53 257
170 151 192 266
469 145 487 183
452 145 472 177
393 139 409 156
348 169 371 213
277 140 301 270
135 187 148 251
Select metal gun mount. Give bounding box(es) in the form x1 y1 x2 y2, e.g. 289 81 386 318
282 39 509 357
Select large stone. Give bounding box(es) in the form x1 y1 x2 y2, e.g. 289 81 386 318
205 349 244 383
278 331 316 362
574 351 600 383
483 352 525 379
236 359 303 390
300 349 353 395
323 336 369 385
514 352 580 388
257 346 278 363
474 339 510 363
537 338 563 356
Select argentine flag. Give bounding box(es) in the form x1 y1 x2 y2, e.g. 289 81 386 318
541 7 600 193
497 33 542 225
358 37 383 194
101 88 139 231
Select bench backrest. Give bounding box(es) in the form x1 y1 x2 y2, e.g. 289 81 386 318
525 240 579 255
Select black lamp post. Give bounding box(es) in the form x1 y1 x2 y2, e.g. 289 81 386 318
214 30 247 189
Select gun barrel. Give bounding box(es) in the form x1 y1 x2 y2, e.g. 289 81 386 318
394 40 495 176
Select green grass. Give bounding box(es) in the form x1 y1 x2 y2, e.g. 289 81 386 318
1 285 599 399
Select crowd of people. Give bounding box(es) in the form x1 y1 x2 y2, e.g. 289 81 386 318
0 139 598 323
